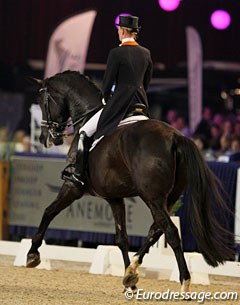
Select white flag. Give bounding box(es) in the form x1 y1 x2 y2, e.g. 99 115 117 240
186 26 203 132
45 9 97 78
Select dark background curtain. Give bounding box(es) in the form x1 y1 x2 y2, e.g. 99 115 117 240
0 0 239 67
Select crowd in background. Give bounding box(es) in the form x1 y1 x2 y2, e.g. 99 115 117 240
165 106 240 162
1 105 240 162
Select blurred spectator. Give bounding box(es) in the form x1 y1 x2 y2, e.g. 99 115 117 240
13 129 31 152
216 119 234 158
173 116 192 137
212 113 224 129
218 135 231 156
217 134 240 162
0 127 8 142
13 129 26 142
194 106 212 140
234 120 240 136
165 109 178 126
192 134 216 161
230 134 240 153
209 124 222 151
0 127 17 159
222 119 234 138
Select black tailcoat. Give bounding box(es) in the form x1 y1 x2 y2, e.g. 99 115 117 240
94 43 153 139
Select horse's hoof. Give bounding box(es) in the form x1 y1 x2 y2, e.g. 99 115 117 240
123 273 139 288
180 279 191 293
26 253 41 268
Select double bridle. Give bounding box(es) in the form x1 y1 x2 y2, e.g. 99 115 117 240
39 87 71 139
39 87 102 139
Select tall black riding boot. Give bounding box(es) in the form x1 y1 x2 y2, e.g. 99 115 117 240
71 131 90 186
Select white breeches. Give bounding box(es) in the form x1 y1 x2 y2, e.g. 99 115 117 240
79 108 103 137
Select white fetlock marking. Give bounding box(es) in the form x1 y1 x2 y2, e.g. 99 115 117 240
130 255 139 269
181 279 191 293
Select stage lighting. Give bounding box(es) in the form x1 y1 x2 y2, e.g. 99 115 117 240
210 10 231 30
158 0 180 12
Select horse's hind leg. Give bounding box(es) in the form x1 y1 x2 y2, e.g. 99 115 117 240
27 182 83 267
162 211 190 291
156 208 190 291
129 199 190 292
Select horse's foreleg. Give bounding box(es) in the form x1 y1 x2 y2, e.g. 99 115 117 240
27 181 83 268
108 199 135 289
135 223 163 263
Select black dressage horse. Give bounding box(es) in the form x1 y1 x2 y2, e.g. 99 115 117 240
27 71 234 292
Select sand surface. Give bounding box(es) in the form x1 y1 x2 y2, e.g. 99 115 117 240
0 255 239 305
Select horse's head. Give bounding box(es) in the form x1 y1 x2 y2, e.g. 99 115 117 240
31 77 70 148
31 71 103 149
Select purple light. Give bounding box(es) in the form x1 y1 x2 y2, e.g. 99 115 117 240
210 10 231 30
115 13 132 28
158 0 180 12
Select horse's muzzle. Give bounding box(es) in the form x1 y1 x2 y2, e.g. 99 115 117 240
39 130 52 148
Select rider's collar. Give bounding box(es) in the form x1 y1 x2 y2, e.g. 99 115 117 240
119 38 138 46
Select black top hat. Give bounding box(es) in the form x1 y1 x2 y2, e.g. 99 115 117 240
116 15 140 30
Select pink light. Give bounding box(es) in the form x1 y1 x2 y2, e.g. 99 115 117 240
210 10 231 30
115 13 132 28
158 0 180 12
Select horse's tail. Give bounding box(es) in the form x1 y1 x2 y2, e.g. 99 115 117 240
175 134 234 267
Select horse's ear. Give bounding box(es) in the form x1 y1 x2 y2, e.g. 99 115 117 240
25 76 43 90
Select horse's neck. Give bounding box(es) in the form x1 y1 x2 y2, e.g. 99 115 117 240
61 74 102 126
67 92 102 128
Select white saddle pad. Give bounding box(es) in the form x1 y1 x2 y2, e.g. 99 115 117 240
90 115 149 151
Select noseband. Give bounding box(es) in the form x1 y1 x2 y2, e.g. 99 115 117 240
39 87 69 139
